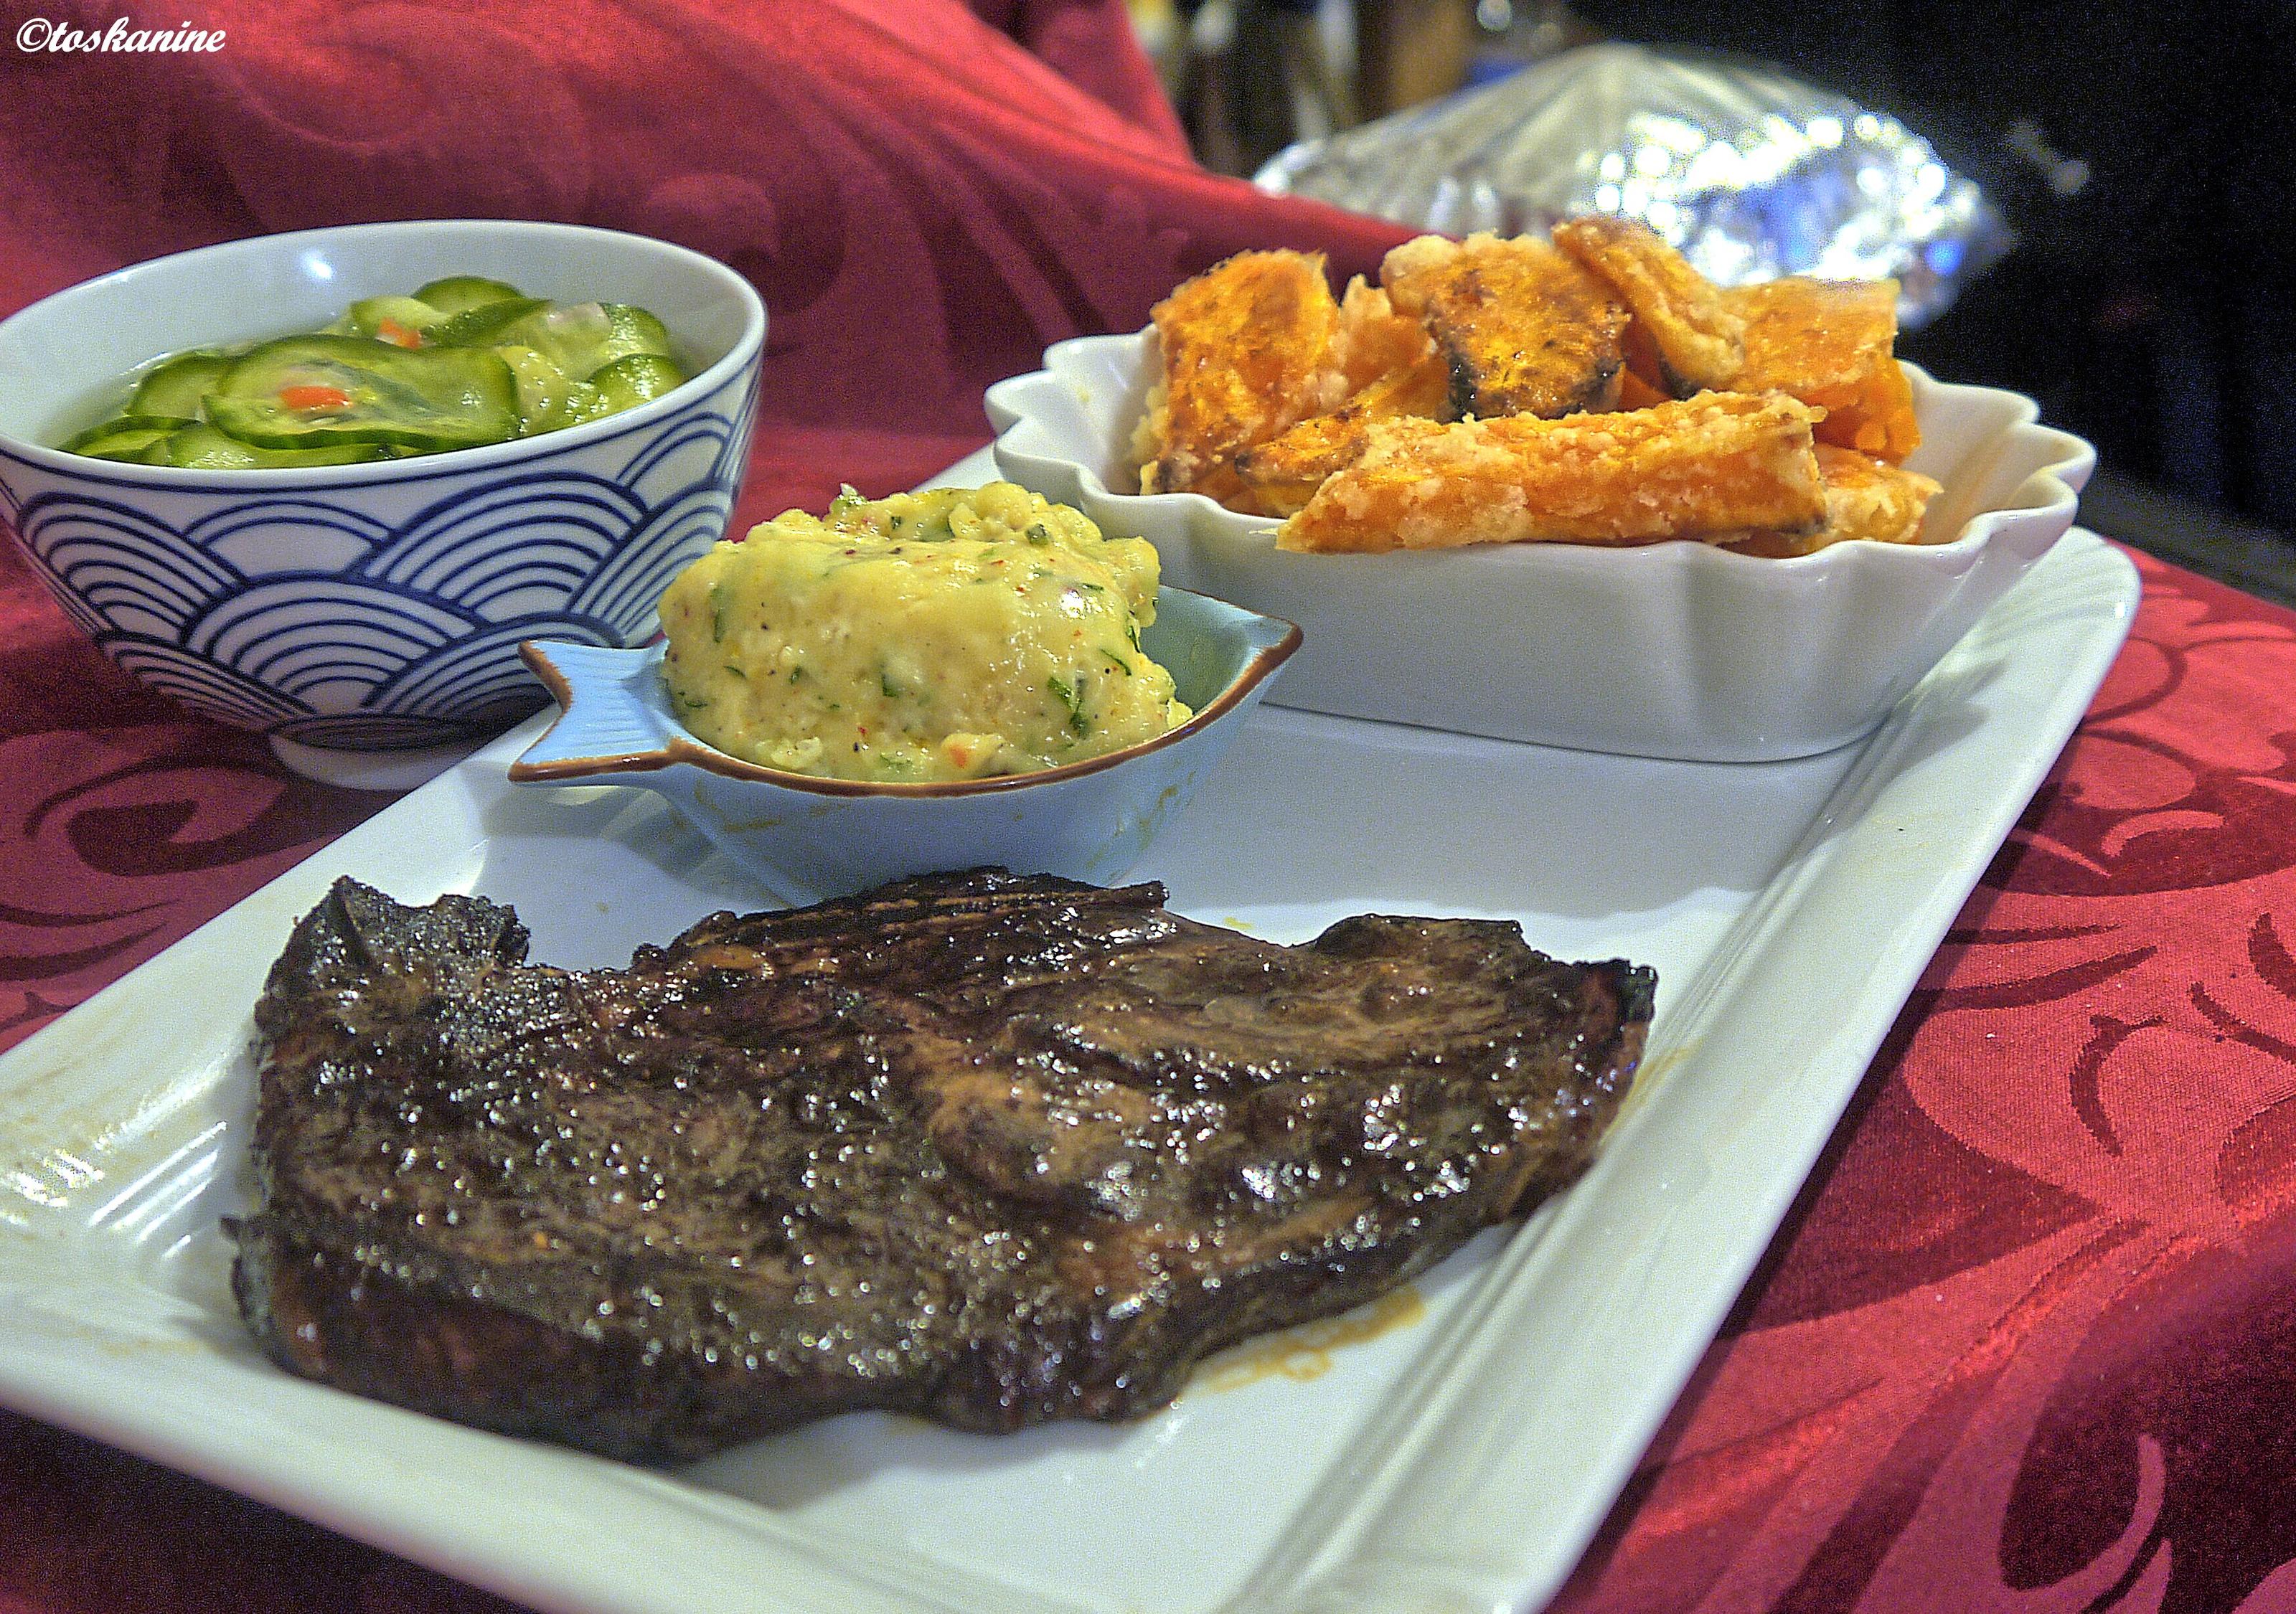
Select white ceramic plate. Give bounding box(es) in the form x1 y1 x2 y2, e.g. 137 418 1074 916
0 450 2137 1614
986 331 2095 763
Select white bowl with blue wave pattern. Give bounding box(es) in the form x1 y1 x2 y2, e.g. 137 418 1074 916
0 220 765 751
507 586 1302 905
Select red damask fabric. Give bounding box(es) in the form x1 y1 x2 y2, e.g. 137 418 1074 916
1557 557 2296 1614
5 4 2296 1613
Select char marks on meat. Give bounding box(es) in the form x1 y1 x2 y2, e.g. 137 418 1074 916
232 871 1655 1460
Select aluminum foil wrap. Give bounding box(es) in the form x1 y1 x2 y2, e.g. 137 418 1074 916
1255 42 2008 327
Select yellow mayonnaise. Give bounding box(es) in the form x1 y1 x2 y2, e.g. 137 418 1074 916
659 483 1192 782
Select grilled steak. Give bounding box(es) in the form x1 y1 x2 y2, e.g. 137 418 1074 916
232 871 1655 1460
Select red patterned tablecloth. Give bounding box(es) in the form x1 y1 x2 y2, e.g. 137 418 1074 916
6 4 2296 1611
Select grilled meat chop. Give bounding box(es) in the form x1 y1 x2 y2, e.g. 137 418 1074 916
232 872 1655 1460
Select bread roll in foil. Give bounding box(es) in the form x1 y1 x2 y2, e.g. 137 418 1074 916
1255 42 2008 328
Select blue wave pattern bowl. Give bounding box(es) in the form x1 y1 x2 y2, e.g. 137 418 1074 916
0 221 766 750
507 586 1302 905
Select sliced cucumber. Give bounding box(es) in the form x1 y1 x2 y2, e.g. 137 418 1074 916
64 419 177 462
412 275 526 317
65 413 188 448
205 335 519 452
599 304 676 366
548 303 678 380
128 351 234 422
60 278 681 465
590 353 687 411
557 381 613 430
498 345 580 435
337 295 445 342
484 301 615 379
424 296 550 350
162 423 391 469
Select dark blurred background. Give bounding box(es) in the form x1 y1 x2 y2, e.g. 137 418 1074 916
1130 0 2296 605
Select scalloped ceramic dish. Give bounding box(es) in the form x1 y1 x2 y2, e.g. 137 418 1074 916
507 585 1300 904
986 331 2094 762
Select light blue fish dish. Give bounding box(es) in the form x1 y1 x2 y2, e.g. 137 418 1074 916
509 586 1299 905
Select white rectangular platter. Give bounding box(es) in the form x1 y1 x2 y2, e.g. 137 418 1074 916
0 505 2137 1614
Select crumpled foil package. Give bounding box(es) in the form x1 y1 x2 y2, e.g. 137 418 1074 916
1255 41 2009 328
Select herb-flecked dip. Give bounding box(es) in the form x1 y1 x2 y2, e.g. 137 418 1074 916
657 483 1192 782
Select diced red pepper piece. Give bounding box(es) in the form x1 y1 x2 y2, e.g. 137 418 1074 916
376 318 423 349
278 384 353 412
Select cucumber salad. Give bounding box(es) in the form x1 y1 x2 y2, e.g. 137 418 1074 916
58 276 688 468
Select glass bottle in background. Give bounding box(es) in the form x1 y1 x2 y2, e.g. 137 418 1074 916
1168 0 1364 176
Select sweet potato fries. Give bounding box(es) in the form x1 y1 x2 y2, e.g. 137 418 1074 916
1136 219 1934 556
